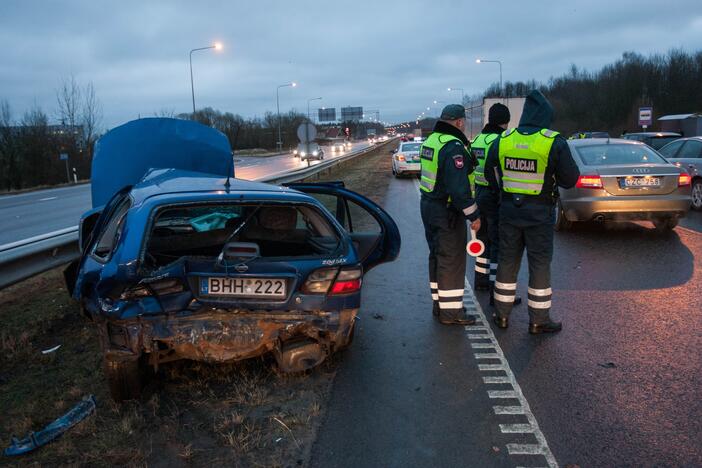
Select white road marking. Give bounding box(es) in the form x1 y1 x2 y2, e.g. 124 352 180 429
464 277 558 468
411 178 557 467
500 423 536 434
493 406 526 415
39 196 57 201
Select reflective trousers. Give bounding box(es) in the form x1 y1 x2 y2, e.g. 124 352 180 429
493 220 554 324
474 186 499 290
420 197 467 320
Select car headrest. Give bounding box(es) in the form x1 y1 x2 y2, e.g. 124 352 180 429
258 207 297 231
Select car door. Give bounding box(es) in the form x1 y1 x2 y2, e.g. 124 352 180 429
64 186 132 297
659 139 685 159
285 182 401 272
675 140 702 178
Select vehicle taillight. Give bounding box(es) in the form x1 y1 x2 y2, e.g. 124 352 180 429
396 153 406 162
678 173 692 187
330 267 362 295
576 175 603 189
302 268 338 294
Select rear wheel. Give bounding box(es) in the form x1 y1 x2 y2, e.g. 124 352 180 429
104 357 145 402
653 217 678 232
554 199 572 231
691 179 702 210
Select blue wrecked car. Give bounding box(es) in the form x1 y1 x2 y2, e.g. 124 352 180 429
65 118 400 401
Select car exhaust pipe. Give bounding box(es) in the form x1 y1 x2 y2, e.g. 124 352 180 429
274 338 326 373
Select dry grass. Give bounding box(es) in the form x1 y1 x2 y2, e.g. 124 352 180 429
0 141 395 467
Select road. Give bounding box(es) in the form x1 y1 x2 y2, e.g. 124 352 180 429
0 141 372 246
310 176 702 467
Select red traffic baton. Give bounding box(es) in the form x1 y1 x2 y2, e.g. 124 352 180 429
466 229 485 257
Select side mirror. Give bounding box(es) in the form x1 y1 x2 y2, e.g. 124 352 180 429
392 149 398 153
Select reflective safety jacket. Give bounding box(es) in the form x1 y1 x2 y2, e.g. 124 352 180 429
497 128 559 195
471 132 499 187
419 132 461 193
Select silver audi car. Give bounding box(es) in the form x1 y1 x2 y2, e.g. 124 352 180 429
555 138 692 232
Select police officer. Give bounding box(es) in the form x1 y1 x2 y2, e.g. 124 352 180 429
484 91 579 333
420 104 481 325
471 104 520 308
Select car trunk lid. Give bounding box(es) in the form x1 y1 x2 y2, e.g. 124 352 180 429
597 164 680 196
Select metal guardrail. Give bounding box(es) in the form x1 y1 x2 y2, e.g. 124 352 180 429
0 139 396 290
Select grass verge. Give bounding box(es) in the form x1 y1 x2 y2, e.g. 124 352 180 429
0 141 395 467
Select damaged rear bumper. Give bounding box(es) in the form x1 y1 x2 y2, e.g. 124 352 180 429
98 308 357 372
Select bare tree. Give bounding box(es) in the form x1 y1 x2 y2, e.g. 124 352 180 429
154 108 177 118
56 75 81 127
81 81 102 155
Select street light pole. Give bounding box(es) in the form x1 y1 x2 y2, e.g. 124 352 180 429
189 43 222 115
476 59 503 97
276 82 296 151
307 97 322 122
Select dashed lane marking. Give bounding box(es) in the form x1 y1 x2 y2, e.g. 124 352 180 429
411 178 557 467
39 196 57 201
463 278 558 468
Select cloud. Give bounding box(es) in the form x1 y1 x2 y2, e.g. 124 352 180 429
0 0 700 127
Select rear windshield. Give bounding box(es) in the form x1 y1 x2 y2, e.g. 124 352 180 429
576 144 668 166
401 143 421 152
144 203 340 269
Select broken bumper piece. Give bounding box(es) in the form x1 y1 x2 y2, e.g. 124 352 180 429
4 395 96 456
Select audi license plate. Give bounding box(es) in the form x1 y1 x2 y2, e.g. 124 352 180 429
201 277 286 298
620 176 661 188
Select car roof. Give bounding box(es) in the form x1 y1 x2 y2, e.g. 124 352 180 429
128 168 300 205
568 138 644 147
624 132 681 137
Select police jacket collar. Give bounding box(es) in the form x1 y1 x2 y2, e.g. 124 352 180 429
480 123 505 135
432 120 469 146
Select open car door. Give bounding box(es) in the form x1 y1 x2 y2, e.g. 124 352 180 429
285 182 401 272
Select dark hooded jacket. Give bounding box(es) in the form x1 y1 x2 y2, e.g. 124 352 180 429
421 120 479 221
484 90 580 225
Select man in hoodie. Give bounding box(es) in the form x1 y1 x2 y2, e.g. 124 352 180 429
420 104 481 325
471 103 520 309
485 91 580 334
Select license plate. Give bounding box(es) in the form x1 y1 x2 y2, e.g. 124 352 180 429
621 176 661 188
200 277 286 298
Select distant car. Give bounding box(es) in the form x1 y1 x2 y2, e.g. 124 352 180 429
569 131 610 139
65 118 401 401
368 136 377 144
621 132 681 150
296 143 324 166
658 136 702 210
330 142 346 153
555 138 691 232
391 141 421 177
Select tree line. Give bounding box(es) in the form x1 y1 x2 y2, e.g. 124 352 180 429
482 49 702 135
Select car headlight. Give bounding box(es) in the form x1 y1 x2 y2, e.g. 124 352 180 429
312 150 319 156
300 151 306 157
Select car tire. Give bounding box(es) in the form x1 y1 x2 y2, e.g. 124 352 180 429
653 217 678 232
554 199 572 231
104 357 145 402
691 179 702 211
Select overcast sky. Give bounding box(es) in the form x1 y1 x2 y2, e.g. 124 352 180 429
1 0 700 128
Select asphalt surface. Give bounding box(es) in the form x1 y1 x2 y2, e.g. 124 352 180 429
0 141 372 246
310 176 702 467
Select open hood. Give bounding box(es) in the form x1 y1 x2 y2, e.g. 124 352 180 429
91 118 233 208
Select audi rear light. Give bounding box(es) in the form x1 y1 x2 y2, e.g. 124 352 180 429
330 267 363 295
678 173 692 187
302 268 338 294
576 175 603 189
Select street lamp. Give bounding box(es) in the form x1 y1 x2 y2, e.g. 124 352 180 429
476 58 503 97
276 82 297 151
307 97 322 122
447 87 465 104
189 42 222 114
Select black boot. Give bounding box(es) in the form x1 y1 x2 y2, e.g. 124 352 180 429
529 320 562 334
492 314 508 329
439 307 477 325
